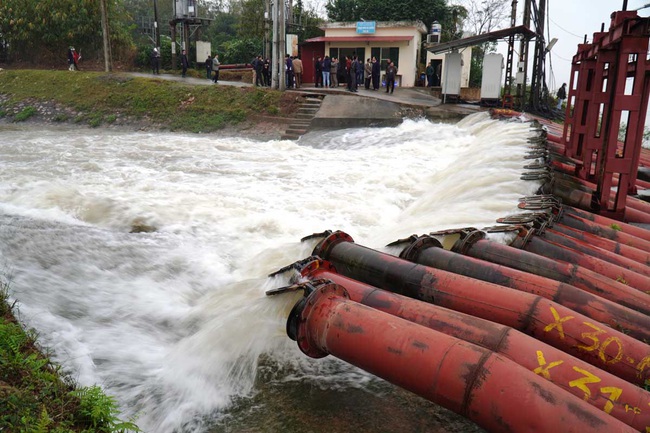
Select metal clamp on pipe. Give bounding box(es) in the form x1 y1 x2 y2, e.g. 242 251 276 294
397 235 443 261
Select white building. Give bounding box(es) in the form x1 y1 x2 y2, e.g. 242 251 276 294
302 21 428 87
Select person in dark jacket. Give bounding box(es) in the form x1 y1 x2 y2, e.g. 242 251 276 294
314 56 322 87
264 58 271 86
371 56 380 90
385 60 397 94
254 55 264 86
347 56 358 92
426 60 435 87
151 48 161 75
285 54 294 88
322 56 331 88
205 54 212 79
556 83 567 110
67 47 75 71
180 49 189 78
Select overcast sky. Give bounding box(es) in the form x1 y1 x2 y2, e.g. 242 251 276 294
527 0 648 90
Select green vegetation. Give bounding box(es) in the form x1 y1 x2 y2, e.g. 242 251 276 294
0 275 140 432
0 69 297 132
14 105 36 122
610 223 622 231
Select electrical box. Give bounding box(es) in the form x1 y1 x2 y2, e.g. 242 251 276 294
442 52 462 99
175 0 197 18
480 53 504 101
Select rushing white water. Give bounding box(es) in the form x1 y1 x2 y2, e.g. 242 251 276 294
0 113 540 432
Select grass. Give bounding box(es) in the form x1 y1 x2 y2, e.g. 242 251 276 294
14 105 36 122
0 274 140 432
0 69 297 132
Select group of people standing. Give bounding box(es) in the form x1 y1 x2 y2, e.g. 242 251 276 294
252 56 273 87
204 53 221 83
285 55 397 93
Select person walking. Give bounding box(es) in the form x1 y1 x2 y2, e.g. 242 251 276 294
72 48 81 71
371 56 380 90
292 55 303 88
212 54 220 83
180 49 189 78
205 54 212 79
385 60 397 94
556 83 567 110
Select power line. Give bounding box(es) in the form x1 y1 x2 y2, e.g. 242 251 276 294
548 16 584 40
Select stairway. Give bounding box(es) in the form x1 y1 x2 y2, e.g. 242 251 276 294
281 95 323 140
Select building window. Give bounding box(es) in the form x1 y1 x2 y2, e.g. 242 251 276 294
371 47 399 70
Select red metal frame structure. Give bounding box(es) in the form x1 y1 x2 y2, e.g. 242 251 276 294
561 10 650 220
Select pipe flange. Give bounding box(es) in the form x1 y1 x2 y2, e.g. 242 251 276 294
482 224 526 234
312 230 354 258
451 229 486 255
300 258 337 278
429 227 478 237
288 281 349 359
510 227 537 249
520 171 551 181
398 235 443 261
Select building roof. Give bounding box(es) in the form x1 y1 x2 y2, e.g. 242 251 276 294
321 20 428 34
425 25 537 54
304 36 414 43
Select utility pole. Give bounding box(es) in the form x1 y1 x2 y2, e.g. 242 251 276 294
99 0 113 72
264 0 271 59
153 0 161 50
272 0 278 88
279 0 286 91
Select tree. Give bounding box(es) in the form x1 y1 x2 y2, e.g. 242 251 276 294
460 0 509 35
325 0 452 32
459 0 509 88
0 0 133 63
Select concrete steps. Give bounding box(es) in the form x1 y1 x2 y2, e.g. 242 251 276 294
281 96 323 140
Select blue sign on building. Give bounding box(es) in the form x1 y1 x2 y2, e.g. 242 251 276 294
356 21 376 34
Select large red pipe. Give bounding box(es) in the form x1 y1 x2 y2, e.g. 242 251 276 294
551 222 650 267
454 230 650 317
511 230 650 292
541 228 650 277
562 205 650 244
287 282 637 433
311 231 650 386
291 264 650 431
394 235 650 343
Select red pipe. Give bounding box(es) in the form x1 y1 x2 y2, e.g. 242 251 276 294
292 264 650 431
457 231 650 317
287 282 637 433
394 235 650 343
512 231 650 292
563 205 650 243
311 231 650 386
551 223 650 268
558 211 650 251
542 228 650 278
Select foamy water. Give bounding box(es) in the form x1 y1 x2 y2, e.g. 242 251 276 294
0 113 539 432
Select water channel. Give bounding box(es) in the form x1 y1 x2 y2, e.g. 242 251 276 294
0 113 545 432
